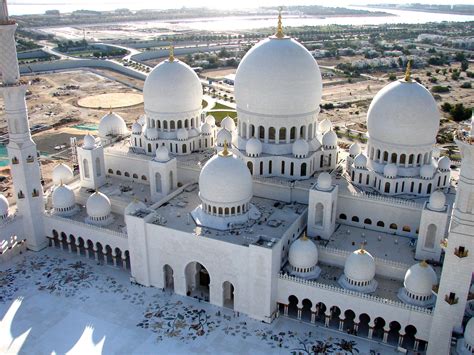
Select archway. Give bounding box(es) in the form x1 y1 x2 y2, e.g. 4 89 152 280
155 172 162 193
163 264 174 291
329 306 341 329
185 262 210 301
314 203 324 226
315 302 327 324
222 281 235 309
301 298 312 322
402 325 417 350
343 309 356 334
373 317 386 341
287 295 299 318
358 313 371 337
387 321 401 346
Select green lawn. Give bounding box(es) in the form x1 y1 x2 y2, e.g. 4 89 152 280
208 102 237 125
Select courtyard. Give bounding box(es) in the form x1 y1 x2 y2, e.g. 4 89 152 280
0 248 400 354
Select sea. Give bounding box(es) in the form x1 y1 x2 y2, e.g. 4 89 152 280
7 2 474 31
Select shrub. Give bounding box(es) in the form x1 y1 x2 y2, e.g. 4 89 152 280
431 86 450 93
449 103 472 122
461 82 472 89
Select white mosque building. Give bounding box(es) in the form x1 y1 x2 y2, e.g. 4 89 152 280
0 3 473 354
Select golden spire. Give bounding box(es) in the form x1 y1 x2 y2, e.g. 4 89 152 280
59 179 63 186
169 44 175 62
302 232 308 241
359 243 366 254
108 105 112 114
420 260 428 267
219 140 231 157
404 59 412 82
275 7 284 39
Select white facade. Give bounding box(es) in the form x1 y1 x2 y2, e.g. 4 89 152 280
1 7 472 354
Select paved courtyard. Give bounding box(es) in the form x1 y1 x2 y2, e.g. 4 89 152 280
0 248 400 354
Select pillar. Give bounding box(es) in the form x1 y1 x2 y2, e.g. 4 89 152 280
297 308 302 320
339 320 344 331
414 340 419 351
311 312 316 324
353 323 359 334
112 253 117 267
325 315 330 327
122 257 127 270
398 334 404 347
76 243 80 256
368 327 374 339
284 305 288 316
383 330 389 343
93 247 98 261
85 248 90 259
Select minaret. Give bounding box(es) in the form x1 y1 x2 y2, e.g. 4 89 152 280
0 0 47 251
427 121 474 354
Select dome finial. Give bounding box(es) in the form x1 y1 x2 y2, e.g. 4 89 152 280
275 7 284 39
360 242 366 254
302 232 308 241
404 59 412 82
420 260 428 267
219 139 231 157
108 104 112 114
169 43 175 62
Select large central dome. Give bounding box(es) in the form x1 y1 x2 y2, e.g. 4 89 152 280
367 79 440 147
143 58 202 115
234 37 322 117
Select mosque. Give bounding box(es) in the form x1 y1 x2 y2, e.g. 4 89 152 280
0 2 473 354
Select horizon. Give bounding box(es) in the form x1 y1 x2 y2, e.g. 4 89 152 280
7 0 474 16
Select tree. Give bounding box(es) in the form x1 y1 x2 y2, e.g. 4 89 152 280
450 103 472 122
461 60 469 72
441 102 452 112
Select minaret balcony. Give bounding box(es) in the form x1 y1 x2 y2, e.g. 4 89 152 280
444 292 459 305
454 246 469 258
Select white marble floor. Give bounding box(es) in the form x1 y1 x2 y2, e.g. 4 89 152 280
0 248 400 354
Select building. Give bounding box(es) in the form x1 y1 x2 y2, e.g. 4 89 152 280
0 4 472 354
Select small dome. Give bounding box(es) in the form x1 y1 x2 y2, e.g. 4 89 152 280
221 116 235 131
319 119 333 134
317 172 332 191
216 128 232 146
177 128 189 141
428 190 446 211
465 317 474 349
155 145 170 162
0 194 9 219
349 142 361 157
404 261 437 298
288 236 318 271
52 163 74 185
83 134 96 150
292 139 309 158
438 156 451 172
132 122 142 134
98 111 128 138
189 128 199 137
145 127 159 140
420 163 436 179
201 122 212 135
354 153 367 169
344 248 376 283
199 150 253 206
144 59 202 115
86 191 111 219
246 137 262 157
52 184 76 211
322 130 337 148
206 115 216 126
383 163 398 178
124 199 147 215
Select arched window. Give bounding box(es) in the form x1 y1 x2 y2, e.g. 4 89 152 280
250 124 255 137
364 218 372 225
163 121 168 130
290 162 294 176
352 216 359 223
290 127 296 141
301 163 307 177
259 161 263 175
281 161 285 175
425 224 437 249
339 213 347 220
383 151 388 162
141 175 147 181
269 127 276 141
182 144 187 153
279 127 286 142
83 159 90 178
402 225 411 232
148 143 152 153
124 172 130 177
95 157 101 177
108 168 113 174
170 121 176 130
314 203 324 226
247 161 253 174
132 173 138 179
400 154 406 165
389 223 397 230
385 182 390 193
391 153 397 163
116 170 121 176
377 221 385 227
177 120 182 129
268 160 273 174
259 126 265 140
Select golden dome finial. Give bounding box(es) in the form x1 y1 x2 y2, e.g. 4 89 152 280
302 232 308 241
108 105 112 114
360 242 366 254
169 43 175 62
275 7 284 39
219 140 231 157
420 260 428 267
404 59 412 82
59 178 63 186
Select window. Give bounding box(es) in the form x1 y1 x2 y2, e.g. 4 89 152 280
352 216 359 223
339 213 347 220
